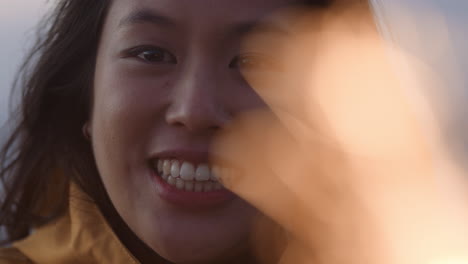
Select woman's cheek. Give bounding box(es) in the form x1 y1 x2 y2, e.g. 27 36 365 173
95 63 172 127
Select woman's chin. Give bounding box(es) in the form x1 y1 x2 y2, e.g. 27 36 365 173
141 201 258 263
151 229 251 264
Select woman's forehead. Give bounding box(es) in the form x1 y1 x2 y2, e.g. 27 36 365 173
106 0 308 34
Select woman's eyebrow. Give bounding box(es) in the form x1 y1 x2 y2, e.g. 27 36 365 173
248 20 290 36
118 8 176 29
229 19 291 40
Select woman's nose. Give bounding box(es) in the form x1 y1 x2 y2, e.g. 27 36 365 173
165 66 230 132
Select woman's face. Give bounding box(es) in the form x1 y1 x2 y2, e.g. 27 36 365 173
91 0 304 262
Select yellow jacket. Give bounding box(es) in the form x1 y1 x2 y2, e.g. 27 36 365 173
0 184 139 264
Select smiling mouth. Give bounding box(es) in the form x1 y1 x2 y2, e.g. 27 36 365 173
151 159 229 193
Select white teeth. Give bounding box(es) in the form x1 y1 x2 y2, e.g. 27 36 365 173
157 160 163 172
171 160 180 178
167 176 176 186
176 178 185 190
194 182 203 192
162 173 168 181
155 159 227 192
163 160 171 176
195 164 210 181
180 162 195 181
185 181 194 191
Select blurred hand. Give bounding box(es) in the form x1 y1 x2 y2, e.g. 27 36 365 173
214 2 468 264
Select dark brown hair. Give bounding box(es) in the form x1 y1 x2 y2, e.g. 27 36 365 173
0 0 111 244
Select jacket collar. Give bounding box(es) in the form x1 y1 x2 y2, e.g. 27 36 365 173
13 184 139 264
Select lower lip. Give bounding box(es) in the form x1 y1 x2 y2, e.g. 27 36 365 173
151 169 236 209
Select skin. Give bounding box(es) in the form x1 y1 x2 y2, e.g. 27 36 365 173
90 0 305 263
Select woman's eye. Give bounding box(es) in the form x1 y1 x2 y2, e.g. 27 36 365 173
229 53 281 72
125 46 177 64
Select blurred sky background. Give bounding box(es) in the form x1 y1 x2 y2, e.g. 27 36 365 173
0 0 48 130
